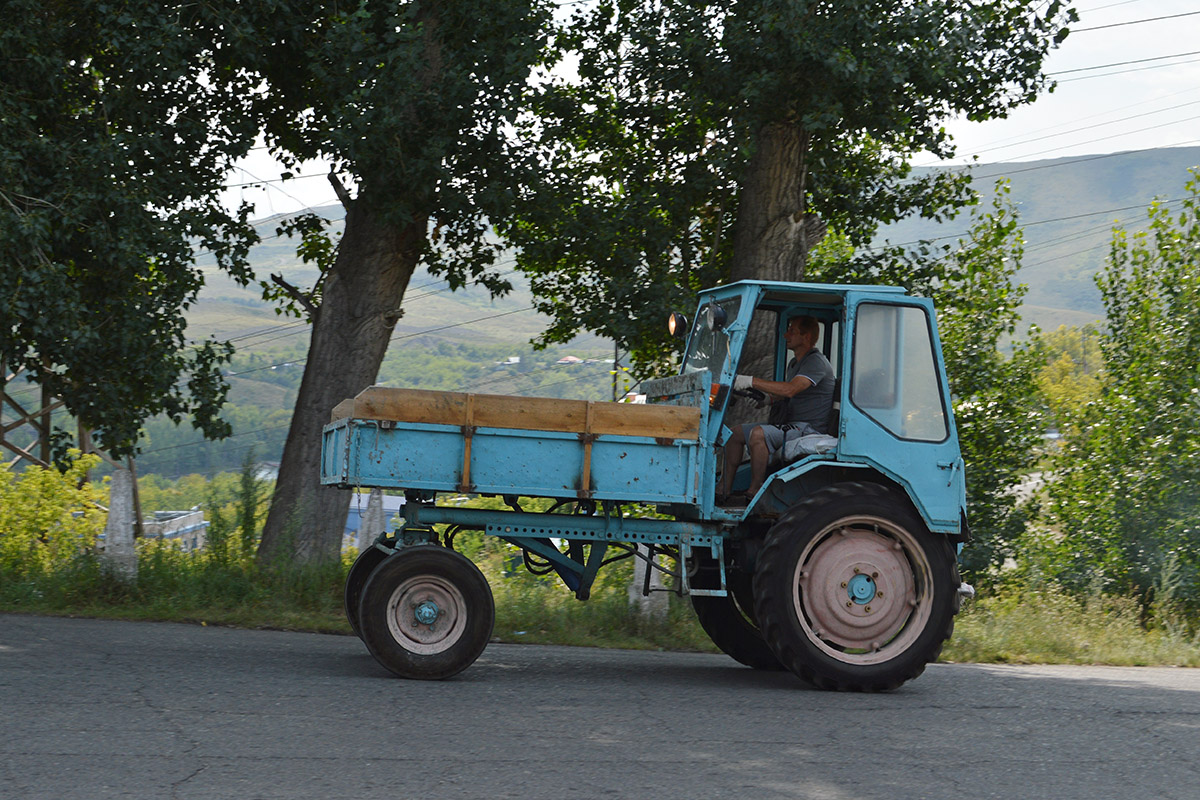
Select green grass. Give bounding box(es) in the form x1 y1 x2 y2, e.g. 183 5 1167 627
5 547 1200 666
943 588 1200 667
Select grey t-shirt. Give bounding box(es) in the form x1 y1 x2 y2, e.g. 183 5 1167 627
780 348 835 433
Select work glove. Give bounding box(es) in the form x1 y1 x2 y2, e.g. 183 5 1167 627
733 374 753 390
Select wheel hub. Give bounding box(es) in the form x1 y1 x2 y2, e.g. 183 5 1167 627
385 575 468 655
846 572 875 604
413 600 440 626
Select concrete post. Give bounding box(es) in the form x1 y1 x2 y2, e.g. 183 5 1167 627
358 488 384 553
628 545 669 621
102 466 137 580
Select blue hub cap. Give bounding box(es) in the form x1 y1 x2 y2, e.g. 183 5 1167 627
413 600 440 626
847 573 875 605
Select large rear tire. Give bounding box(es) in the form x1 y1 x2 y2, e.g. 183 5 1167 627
692 571 783 670
754 482 958 691
358 545 495 680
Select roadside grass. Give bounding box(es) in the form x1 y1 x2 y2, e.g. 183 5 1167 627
944 588 1200 667
4 548 1199 667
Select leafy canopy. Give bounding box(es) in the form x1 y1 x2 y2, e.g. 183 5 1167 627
0 1 264 455
502 0 1075 373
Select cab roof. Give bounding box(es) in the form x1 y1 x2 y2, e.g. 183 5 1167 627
698 280 910 309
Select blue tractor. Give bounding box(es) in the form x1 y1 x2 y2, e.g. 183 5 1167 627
322 280 971 690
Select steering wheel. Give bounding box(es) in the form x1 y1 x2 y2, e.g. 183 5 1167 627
731 387 768 408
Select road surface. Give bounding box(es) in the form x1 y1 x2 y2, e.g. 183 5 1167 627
2 614 1197 799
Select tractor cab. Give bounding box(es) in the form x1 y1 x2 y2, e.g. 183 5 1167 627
659 281 966 539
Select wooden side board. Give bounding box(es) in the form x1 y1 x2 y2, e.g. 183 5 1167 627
330 386 701 441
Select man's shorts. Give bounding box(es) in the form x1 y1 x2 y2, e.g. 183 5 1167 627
739 422 820 454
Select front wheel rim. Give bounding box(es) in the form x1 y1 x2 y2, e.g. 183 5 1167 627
385 574 469 655
792 515 933 665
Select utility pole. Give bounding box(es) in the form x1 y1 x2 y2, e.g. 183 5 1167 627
612 343 619 402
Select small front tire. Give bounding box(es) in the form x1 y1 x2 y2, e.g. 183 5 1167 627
358 545 495 680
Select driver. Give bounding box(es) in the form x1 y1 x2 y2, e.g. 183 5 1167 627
717 314 834 506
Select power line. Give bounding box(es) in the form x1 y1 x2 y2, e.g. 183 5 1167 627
1047 49 1200 76
870 195 1186 252
1057 54 1200 83
1073 10 1200 32
969 139 1200 179
966 113 1200 163
955 100 1200 158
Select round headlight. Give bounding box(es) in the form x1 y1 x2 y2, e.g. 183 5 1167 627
704 302 727 331
668 311 688 337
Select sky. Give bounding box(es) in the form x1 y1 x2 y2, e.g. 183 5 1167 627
220 0 1200 219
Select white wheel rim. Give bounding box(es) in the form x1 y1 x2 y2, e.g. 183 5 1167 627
385 574 468 655
792 515 933 665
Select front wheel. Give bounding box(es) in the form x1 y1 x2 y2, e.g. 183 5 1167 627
358 545 495 680
754 482 959 691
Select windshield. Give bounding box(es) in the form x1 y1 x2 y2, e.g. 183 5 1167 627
682 297 742 377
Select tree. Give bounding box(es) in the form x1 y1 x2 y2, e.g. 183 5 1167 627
1046 172 1200 607
1036 324 1102 429
235 1 554 564
503 0 1075 377
811 181 1043 582
0 1 263 455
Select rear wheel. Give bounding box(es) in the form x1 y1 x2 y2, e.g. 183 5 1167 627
754 482 958 691
692 571 782 670
358 545 494 680
344 544 389 639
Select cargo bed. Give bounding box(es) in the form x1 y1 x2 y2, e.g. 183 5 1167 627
321 386 705 504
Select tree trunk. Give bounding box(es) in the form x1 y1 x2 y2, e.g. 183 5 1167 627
258 203 424 566
727 123 829 392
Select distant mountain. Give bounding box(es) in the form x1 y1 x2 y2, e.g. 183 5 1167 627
201 146 1199 343
880 145 1200 332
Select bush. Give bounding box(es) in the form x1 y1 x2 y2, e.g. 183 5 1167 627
0 452 106 583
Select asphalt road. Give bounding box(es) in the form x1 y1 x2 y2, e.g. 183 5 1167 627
2 614 1198 800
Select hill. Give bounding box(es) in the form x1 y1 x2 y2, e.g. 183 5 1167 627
140 145 1198 477
882 145 1200 331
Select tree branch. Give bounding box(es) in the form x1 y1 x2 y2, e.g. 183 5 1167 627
328 169 352 211
270 273 320 322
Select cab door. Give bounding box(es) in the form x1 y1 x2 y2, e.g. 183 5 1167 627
837 296 963 530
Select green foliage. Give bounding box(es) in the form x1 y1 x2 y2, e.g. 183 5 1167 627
0 1 264 455
1036 324 1103 427
235 0 554 292
0 452 105 580
1046 171 1200 608
503 0 1075 374
945 587 1200 666
812 182 1044 582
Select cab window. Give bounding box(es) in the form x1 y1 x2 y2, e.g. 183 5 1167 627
851 303 948 442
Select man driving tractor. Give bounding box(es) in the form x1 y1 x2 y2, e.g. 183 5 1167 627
716 314 835 506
